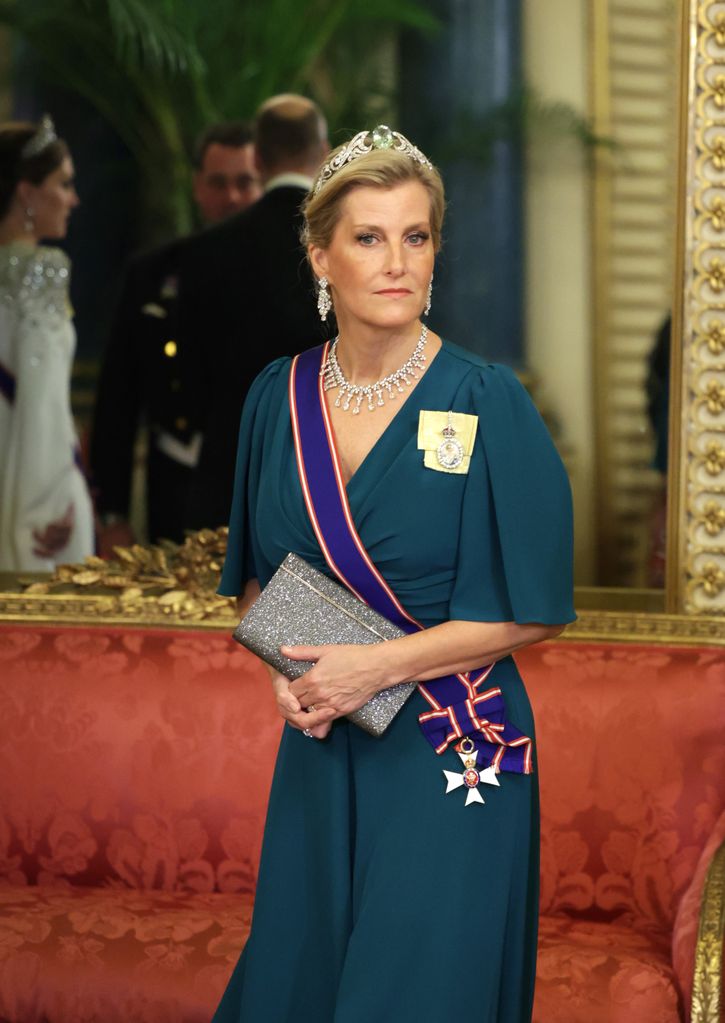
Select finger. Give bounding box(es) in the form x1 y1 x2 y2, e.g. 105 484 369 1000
277 689 302 715
32 546 53 559
287 706 336 731
280 645 327 662
270 674 302 714
308 721 332 740
287 679 313 703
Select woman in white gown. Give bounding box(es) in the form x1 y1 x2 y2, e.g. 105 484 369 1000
0 116 93 572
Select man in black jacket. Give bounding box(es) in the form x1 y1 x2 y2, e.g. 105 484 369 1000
179 94 331 532
91 122 261 551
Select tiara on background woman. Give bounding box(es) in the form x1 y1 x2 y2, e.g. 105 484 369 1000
313 124 433 195
21 115 57 160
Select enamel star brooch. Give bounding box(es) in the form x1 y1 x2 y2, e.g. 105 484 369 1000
443 737 500 806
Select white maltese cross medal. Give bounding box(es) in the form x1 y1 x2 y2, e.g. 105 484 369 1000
443 737 500 806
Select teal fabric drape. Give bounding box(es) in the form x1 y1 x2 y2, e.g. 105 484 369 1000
215 341 574 1023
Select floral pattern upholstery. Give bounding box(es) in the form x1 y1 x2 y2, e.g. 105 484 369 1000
0 885 252 1023
0 627 722 1022
0 626 281 1021
517 642 725 1023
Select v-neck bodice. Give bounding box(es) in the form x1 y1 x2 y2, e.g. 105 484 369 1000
336 342 443 496
220 340 575 630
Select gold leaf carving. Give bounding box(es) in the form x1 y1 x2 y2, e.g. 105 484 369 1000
18 527 235 622
691 839 725 1023
714 10 725 47
703 379 725 414
23 582 51 595
709 134 725 167
705 257 725 293
70 571 102 586
699 561 725 598
713 77 725 109
703 441 725 475
704 320 725 354
699 500 725 536
682 0 725 616
706 197 725 232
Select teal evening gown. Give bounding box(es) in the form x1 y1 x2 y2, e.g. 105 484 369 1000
214 340 575 1023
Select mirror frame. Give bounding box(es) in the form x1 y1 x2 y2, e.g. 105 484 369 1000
0 0 724 645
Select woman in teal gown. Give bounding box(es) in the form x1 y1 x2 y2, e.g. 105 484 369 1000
214 129 574 1023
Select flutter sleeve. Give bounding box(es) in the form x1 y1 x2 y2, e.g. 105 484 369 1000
218 358 289 596
448 362 576 625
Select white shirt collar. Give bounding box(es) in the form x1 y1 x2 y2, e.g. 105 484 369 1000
264 172 314 193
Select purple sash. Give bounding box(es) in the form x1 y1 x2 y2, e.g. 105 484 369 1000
289 344 532 774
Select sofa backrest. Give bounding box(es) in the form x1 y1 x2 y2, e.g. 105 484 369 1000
2 627 723 929
0 626 281 895
517 641 725 936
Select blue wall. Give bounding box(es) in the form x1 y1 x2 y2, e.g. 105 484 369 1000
400 0 524 366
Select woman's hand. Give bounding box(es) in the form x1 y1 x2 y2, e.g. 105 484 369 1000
32 503 74 559
284 643 390 720
268 667 336 739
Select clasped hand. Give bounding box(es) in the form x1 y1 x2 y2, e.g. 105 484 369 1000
271 643 391 740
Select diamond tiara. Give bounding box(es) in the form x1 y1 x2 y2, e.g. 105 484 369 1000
21 115 58 160
313 124 433 196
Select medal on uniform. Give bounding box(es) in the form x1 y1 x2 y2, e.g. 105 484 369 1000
436 411 464 470
443 737 501 806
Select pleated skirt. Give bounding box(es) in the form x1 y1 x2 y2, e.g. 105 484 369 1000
212 660 539 1023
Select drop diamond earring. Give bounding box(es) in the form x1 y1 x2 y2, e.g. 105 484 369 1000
424 275 433 317
24 207 35 234
317 276 332 322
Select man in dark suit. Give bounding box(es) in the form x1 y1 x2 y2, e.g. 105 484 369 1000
91 121 262 551
178 94 331 532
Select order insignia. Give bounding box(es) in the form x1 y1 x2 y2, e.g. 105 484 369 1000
417 410 478 474
436 412 464 469
443 737 500 806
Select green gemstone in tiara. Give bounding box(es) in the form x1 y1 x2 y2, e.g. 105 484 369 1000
313 125 433 195
371 125 395 150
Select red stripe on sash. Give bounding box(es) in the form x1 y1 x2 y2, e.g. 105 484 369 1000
288 346 534 775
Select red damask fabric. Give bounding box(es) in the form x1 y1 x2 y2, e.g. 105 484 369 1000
0 627 281 894
0 625 283 1022
0 885 253 1022
0 628 722 1023
518 641 725 1022
536 916 680 1023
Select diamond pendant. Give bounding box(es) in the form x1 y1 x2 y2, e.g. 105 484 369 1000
436 411 464 469
442 738 500 806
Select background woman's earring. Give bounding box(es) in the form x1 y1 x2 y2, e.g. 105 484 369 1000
317 276 332 322
424 277 433 317
24 207 35 234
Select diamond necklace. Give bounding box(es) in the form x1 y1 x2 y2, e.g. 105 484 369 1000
321 324 429 414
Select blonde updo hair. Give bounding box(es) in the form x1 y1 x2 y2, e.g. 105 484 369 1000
302 144 445 258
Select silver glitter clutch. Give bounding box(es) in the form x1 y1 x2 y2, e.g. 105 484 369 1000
232 553 417 736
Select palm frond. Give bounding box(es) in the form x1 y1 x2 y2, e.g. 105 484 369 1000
100 0 201 75
2 0 440 239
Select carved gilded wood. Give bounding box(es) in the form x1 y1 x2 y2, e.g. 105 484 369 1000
674 0 725 614
0 0 723 639
691 837 725 1023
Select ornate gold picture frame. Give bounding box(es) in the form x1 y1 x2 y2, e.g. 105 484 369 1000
1 0 724 646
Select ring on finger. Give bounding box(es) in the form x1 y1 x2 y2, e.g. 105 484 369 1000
303 728 313 738
307 704 317 713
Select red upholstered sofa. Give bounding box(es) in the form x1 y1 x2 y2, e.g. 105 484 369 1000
0 625 722 1022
